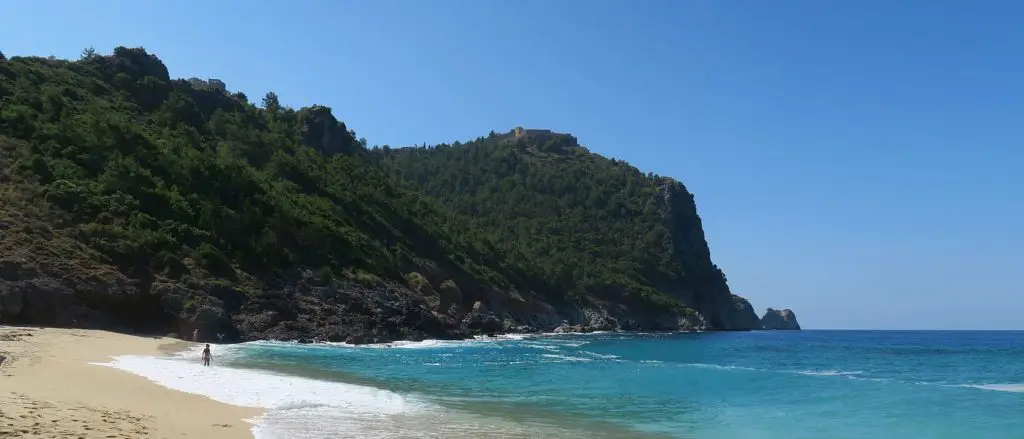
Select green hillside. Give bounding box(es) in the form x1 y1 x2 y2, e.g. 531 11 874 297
373 128 761 330
0 47 758 343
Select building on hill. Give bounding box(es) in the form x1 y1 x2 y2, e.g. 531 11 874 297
187 77 227 92
513 126 556 140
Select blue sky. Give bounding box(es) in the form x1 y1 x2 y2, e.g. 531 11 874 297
3 0 1021 329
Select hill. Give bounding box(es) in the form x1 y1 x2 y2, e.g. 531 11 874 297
0 47 762 344
372 128 762 331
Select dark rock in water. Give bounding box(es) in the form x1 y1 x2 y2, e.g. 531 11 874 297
553 324 594 333
761 308 802 330
462 301 502 334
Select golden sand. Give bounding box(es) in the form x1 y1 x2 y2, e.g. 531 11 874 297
0 326 260 438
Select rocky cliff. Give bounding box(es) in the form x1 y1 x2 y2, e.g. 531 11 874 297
375 131 764 331
760 308 802 330
0 46 771 343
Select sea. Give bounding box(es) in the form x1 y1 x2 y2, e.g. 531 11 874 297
98 330 1024 439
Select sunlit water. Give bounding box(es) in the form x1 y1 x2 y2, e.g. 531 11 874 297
100 330 1024 438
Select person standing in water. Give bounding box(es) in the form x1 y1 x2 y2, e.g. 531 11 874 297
192 328 199 342
202 344 212 367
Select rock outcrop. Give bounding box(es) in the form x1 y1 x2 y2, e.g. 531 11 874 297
760 308 801 330
723 295 762 330
298 105 361 156
0 252 725 343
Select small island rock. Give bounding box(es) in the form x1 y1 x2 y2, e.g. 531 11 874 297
760 308 801 330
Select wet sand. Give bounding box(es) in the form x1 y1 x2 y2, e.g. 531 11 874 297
0 326 260 438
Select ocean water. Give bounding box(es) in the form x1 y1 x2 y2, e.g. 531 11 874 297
99 330 1024 438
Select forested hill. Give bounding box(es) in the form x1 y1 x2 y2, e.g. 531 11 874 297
372 128 761 330
0 47 760 344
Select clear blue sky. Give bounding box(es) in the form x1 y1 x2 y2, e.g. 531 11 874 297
3 0 1021 330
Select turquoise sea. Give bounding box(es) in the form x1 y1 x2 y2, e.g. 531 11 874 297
103 330 1024 438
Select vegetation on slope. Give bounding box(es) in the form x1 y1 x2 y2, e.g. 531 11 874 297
0 47 548 302
0 46 751 337
372 129 750 328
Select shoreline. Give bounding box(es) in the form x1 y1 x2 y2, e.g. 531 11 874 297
229 326 735 347
0 326 261 438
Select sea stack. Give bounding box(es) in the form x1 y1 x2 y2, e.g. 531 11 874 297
760 308 801 330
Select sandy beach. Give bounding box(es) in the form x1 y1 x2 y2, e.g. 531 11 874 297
0 326 260 438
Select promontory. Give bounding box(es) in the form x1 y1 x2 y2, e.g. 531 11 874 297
0 46 795 343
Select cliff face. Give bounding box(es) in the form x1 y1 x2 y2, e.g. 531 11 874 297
653 181 760 330
377 130 764 331
724 295 762 330
761 308 802 330
0 47 770 343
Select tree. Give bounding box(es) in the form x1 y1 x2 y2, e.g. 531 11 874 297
81 47 97 60
262 91 281 116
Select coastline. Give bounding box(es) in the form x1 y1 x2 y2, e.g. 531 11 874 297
0 326 261 438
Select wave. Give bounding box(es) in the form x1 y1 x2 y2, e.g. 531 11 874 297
674 362 1024 394
676 363 902 385
95 343 638 439
540 354 594 362
957 383 1024 393
796 370 864 377
238 331 615 354
95 345 428 438
520 341 564 351
679 363 763 372
675 362 894 383
581 351 622 360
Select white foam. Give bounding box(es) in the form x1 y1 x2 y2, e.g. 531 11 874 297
520 341 562 351
247 331 595 352
95 343 605 439
961 383 1024 393
100 349 418 414
797 370 863 377
95 344 430 438
582 351 621 360
540 353 593 362
680 362 762 372
303 334 530 350
479 333 530 340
